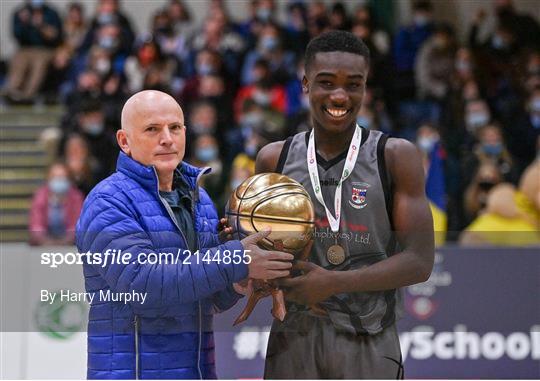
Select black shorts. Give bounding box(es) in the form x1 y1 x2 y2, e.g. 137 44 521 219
264 312 404 379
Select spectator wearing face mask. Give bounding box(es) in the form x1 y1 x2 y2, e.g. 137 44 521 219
188 134 224 201
58 98 118 175
241 22 296 86
78 0 134 56
504 88 540 171
235 0 278 50
235 58 287 120
462 98 492 145
29 162 84 246
463 162 503 224
415 24 457 101
416 124 448 243
63 133 105 195
461 124 519 194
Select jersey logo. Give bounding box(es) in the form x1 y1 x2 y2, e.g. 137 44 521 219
349 182 370 209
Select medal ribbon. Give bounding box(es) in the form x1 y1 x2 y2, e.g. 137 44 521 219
307 125 362 233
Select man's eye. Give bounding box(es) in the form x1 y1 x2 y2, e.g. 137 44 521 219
348 83 361 89
319 81 333 87
146 127 157 132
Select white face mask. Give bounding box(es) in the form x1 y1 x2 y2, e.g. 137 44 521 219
95 58 111 74
417 136 438 153
466 112 489 131
48 177 70 194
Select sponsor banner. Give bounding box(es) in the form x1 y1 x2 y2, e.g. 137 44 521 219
215 248 540 379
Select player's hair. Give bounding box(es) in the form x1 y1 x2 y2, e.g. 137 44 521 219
304 30 370 72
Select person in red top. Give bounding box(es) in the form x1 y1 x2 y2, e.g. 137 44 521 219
29 162 84 246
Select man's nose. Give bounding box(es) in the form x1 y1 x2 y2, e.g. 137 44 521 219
159 128 173 145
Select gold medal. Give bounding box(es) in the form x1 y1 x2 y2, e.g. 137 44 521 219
327 244 345 265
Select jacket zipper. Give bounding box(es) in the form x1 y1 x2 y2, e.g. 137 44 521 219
134 315 139 379
153 166 210 379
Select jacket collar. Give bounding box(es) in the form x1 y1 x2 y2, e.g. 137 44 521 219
116 151 208 193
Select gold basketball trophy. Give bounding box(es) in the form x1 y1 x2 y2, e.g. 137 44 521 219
226 173 315 325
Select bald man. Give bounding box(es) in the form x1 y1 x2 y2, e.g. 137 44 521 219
76 90 293 379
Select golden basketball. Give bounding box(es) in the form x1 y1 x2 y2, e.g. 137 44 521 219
226 173 315 254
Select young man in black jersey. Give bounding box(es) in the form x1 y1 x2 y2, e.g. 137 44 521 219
256 31 434 379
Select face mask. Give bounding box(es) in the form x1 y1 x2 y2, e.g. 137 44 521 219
95 58 110 74
30 0 44 8
456 60 470 72
98 36 118 50
241 112 263 128
256 7 272 21
260 36 278 51
84 122 104 136
356 116 372 130
414 14 429 27
253 90 271 106
245 143 258 158
196 146 218 162
492 35 508 50
530 98 540 113
482 143 503 156
48 177 70 194
466 112 489 130
417 136 437 153
197 63 214 76
97 12 114 25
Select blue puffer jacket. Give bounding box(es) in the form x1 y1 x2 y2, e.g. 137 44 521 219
76 152 248 379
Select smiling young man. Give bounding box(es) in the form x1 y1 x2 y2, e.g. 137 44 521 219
76 90 294 379
256 31 434 379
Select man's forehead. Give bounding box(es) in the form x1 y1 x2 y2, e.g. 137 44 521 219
309 51 368 76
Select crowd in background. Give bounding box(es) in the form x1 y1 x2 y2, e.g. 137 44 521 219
2 0 539 245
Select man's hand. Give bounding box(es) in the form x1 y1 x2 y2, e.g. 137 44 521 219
241 228 294 280
276 261 336 306
218 217 233 243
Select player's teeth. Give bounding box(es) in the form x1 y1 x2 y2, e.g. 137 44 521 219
327 109 347 117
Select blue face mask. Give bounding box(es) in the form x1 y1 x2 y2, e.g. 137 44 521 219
245 143 258 158
356 116 372 129
97 12 115 25
482 143 503 156
98 36 117 50
30 0 44 8
260 36 278 51
256 7 272 21
492 35 508 50
49 177 70 194
197 63 214 76
196 146 218 162
466 112 489 131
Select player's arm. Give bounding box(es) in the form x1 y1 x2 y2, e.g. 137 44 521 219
255 141 285 173
278 139 434 304
333 138 435 291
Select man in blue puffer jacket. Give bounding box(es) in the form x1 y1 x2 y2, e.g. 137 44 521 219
76 90 294 379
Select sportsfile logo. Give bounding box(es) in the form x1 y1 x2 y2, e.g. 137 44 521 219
400 325 540 361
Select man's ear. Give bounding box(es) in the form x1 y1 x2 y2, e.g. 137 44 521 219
302 76 309 93
116 129 130 155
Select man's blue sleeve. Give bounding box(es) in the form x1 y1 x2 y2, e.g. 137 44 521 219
76 195 249 313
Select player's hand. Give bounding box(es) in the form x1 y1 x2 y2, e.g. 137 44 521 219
218 217 233 243
275 261 335 305
241 227 294 280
